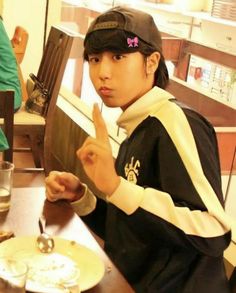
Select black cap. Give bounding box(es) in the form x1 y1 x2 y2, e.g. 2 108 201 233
85 6 162 53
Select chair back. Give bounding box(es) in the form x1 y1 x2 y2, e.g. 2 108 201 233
0 91 14 162
11 26 29 64
36 25 74 118
37 26 75 174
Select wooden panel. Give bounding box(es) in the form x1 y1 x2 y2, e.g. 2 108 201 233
216 132 236 174
162 37 183 63
50 106 106 199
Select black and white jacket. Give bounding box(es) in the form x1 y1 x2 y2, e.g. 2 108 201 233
73 86 231 293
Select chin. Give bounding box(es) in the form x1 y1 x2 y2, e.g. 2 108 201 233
102 100 120 108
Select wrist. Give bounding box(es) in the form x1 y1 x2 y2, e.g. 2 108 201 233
69 184 86 202
106 176 121 197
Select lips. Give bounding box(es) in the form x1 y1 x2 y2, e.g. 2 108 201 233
99 87 112 96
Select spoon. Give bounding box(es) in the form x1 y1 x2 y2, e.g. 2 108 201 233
37 216 55 253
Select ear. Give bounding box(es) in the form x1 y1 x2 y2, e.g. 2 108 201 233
146 52 160 75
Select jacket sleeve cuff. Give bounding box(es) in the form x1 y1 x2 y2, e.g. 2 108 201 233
71 184 97 216
107 177 144 215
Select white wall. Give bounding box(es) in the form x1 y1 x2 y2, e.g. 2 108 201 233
2 0 61 80
0 0 3 16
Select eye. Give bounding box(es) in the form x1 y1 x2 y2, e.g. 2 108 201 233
88 55 100 63
113 54 125 61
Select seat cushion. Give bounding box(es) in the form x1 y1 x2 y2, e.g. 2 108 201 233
14 102 45 126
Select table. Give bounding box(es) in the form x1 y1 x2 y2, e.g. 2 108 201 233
0 187 134 293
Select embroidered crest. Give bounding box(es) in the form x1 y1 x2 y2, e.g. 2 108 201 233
124 157 140 184
127 37 139 48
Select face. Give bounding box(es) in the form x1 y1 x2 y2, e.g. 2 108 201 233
88 51 155 111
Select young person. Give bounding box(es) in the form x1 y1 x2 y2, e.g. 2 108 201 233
45 6 231 292
0 15 22 111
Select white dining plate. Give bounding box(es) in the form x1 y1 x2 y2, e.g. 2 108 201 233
0 236 105 292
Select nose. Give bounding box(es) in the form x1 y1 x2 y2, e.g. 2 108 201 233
98 56 112 80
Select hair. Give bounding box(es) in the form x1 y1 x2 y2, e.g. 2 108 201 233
84 29 169 89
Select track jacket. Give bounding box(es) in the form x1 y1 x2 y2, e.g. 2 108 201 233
72 86 231 293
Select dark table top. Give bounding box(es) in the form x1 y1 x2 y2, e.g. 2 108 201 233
0 187 134 293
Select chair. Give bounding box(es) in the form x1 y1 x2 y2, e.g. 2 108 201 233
12 25 76 173
0 91 14 162
11 26 29 64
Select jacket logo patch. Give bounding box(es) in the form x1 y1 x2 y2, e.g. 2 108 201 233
124 156 140 184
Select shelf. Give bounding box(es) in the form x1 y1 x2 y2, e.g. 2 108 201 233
170 76 236 110
167 77 236 127
184 11 236 28
137 1 236 28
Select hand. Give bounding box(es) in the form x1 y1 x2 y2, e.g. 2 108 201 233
77 104 120 195
45 171 85 202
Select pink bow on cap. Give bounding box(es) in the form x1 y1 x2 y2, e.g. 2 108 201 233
127 37 139 47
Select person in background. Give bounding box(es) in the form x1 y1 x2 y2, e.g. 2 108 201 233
45 6 231 293
0 6 22 112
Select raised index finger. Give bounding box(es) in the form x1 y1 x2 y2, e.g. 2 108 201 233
93 103 109 143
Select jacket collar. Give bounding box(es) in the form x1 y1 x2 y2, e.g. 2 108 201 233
117 86 174 137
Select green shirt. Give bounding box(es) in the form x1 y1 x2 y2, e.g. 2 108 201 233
0 19 22 110
0 129 8 150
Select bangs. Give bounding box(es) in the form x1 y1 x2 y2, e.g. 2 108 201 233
84 29 151 60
